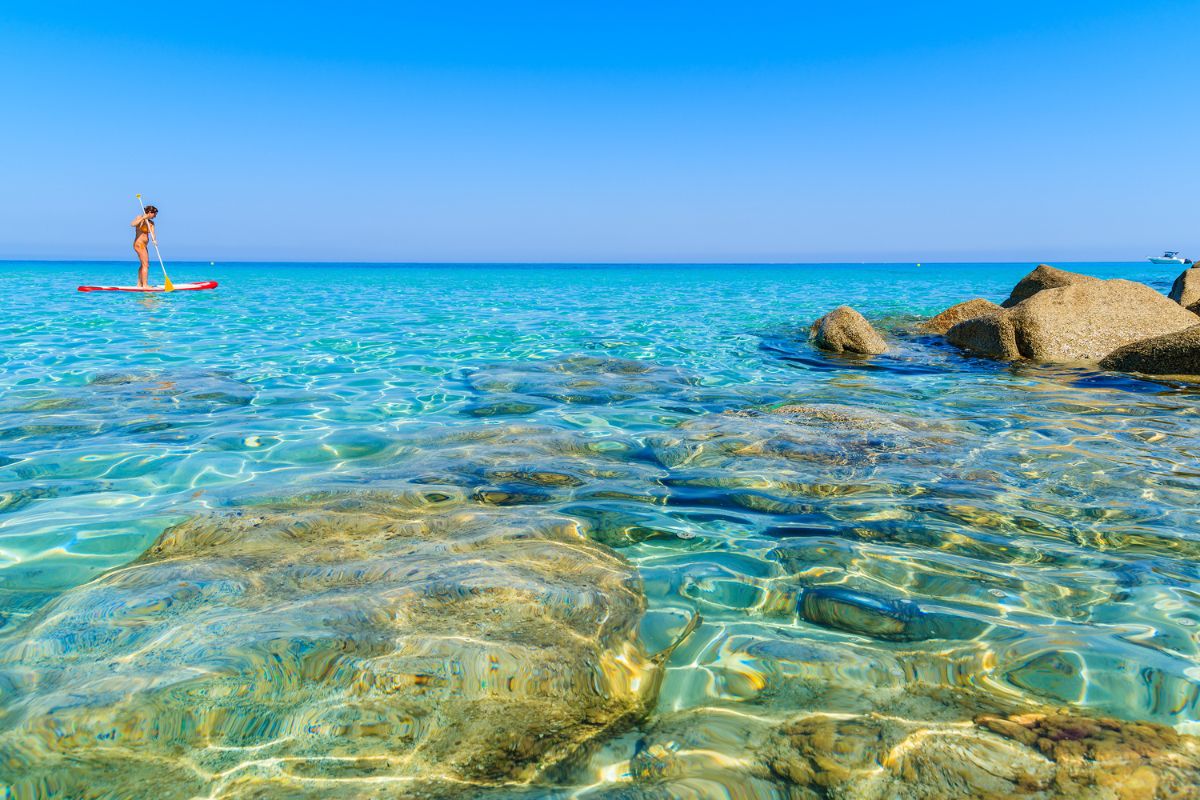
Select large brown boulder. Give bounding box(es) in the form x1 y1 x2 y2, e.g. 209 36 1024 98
1168 266 1200 313
0 492 660 797
1099 324 1200 376
810 306 887 354
920 298 1003 335
948 278 1199 363
1011 280 1199 362
1001 264 1101 307
945 311 1020 359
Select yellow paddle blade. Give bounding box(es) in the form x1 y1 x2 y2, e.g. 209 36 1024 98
164 275 175 292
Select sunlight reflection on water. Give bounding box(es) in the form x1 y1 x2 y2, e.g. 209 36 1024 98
1 261 1199 797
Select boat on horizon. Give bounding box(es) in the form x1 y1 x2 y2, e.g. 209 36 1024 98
1148 250 1193 265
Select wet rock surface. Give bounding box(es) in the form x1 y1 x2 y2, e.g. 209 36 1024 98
920 297 1003 335
950 278 1199 363
946 310 1022 359
0 492 655 798
1168 266 1200 313
1006 279 1199 363
1002 264 1102 308
811 306 888 355
1099 324 1200 376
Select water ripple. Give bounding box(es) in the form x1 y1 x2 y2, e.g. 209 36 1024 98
2 261 1200 796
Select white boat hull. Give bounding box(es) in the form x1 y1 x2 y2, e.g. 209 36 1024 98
1149 257 1187 265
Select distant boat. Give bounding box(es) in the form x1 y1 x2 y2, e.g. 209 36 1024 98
1148 250 1193 265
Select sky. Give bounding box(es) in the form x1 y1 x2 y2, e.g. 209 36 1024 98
1 1 1197 263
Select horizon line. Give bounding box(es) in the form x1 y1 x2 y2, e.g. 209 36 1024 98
1 258 1152 266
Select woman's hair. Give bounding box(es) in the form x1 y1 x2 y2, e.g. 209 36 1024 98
145 205 159 214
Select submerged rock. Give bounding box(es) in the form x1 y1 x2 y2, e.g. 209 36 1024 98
1001 264 1101 308
949 277 1199 363
810 306 888 355
355 420 655 509
764 404 908 431
87 368 257 408
647 405 963 518
650 405 942 473
629 739 685 782
1099 324 1200 376
976 712 1200 799
560 504 681 548
0 493 659 797
1168 266 1200 313
762 710 1200 799
919 298 1003 335
571 708 787 798
798 587 989 643
466 356 694 408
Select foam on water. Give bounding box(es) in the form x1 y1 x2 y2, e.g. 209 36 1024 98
2 260 1199 797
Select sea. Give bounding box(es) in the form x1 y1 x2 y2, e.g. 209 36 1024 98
1 260 1198 797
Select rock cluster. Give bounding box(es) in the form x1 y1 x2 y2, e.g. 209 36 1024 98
809 264 1200 374
891 264 1200 376
948 277 1197 363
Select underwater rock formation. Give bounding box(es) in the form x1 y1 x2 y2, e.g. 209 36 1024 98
919 298 1003 335
572 694 1200 800
651 404 949 472
357 420 653 507
797 587 989 643
87 367 257 409
647 404 962 516
0 492 658 798
762 711 1200 799
466 355 695 408
810 306 888 355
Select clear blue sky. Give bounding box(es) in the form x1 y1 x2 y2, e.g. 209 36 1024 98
2 1 1196 262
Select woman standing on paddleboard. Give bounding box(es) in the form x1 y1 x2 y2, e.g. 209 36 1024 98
130 205 158 288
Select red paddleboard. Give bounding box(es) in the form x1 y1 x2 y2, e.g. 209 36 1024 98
78 280 219 293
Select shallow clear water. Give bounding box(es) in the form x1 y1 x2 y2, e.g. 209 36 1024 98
2 260 1199 796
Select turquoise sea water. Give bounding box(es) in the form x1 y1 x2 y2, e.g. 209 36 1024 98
2 260 1199 796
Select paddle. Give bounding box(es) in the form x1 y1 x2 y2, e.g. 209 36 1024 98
135 194 174 292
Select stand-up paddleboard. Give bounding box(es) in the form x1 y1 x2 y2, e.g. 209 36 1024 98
78 280 219 293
